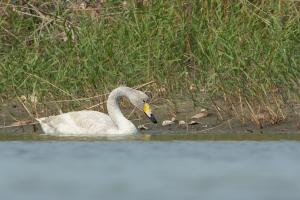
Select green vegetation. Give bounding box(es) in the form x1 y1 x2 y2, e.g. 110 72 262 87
0 0 299 126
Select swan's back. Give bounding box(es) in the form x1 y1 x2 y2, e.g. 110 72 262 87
38 110 117 135
37 86 155 135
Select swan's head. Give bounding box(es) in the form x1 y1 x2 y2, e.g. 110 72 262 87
127 88 157 124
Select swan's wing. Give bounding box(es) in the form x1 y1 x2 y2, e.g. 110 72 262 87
38 110 117 135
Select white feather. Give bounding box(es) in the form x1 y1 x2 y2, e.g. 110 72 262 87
37 87 154 135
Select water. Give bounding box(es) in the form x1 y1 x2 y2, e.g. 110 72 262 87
0 140 300 200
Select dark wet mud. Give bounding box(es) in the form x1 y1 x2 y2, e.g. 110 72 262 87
1 99 300 137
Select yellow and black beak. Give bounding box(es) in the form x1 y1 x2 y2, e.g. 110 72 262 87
143 103 157 124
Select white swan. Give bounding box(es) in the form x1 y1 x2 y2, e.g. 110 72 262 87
37 86 157 135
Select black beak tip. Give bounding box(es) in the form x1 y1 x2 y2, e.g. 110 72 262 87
152 118 158 124
150 114 157 124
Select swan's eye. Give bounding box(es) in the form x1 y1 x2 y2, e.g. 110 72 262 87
143 99 150 103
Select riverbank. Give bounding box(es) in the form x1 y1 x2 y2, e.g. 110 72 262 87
1 97 300 136
1 1 299 127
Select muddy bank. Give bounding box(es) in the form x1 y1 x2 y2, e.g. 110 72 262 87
1 99 300 135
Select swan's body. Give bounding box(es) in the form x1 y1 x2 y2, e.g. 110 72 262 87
37 87 157 135
37 110 137 135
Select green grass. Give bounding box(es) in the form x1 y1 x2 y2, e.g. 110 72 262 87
0 0 299 125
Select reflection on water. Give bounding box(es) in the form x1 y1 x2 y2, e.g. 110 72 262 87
0 140 300 200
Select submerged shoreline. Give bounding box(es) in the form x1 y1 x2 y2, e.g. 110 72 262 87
1 132 300 141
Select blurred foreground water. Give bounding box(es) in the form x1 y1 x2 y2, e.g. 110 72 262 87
0 140 299 200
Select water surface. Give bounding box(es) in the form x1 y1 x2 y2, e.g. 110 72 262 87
0 140 300 200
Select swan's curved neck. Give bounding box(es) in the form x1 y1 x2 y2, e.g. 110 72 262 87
107 87 136 132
